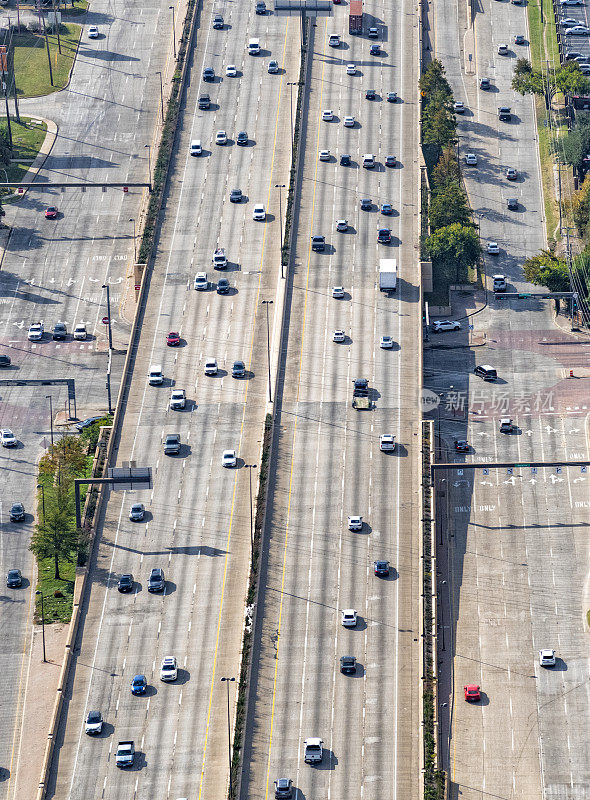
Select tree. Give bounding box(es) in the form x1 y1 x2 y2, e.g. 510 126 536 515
0 127 11 167
429 183 472 230
425 223 481 282
422 90 457 147
512 58 590 106
571 174 590 238
419 59 452 98
30 485 79 580
430 146 461 191
523 250 571 292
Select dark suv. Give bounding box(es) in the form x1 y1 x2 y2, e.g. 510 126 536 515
203 67 215 82
7 569 22 588
213 14 223 28
198 93 211 109
147 567 165 592
118 574 134 593
9 503 25 522
52 322 67 340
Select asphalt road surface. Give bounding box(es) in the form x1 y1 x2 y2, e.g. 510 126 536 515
45 2 298 799
241 4 422 800
428 0 590 796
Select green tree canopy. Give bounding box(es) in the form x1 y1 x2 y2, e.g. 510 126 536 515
512 58 590 103
422 90 457 147
429 183 472 230
430 146 461 191
425 222 481 282
419 59 452 98
523 250 571 292
30 484 79 580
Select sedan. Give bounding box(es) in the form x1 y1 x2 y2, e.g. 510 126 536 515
217 277 230 294
230 188 243 203
274 779 293 799
479 77 490 89
486 241 500 254
343 115 355 127
380 335 394 348
131 675 147 695
378 228 392 243
464 684 481 702
360 197 372 210
160 656 178 681
385 155 397 167
7 569 22 588
87 25 99 38
166 331 181 346
332 286 345 298
340 655 357 674
222 449 237 467
454 101 465 113
370 43 381 55
1 428 17 447
226 64 237 76
379 434 396 451
381 203 393 215
253 204 266 220
340 153 351 165
215 130 228 145
85 710 103 734
506 167 518 180
341 609 357 627
373 560 390 576
319 149 331 161
507 197 519 210
203 67 215 81
237 130 249 145
539 648 556 666
336 219 349 232
52 322 67 340
73 323 87 340
387 91 398 102
194 272 209 290
368 26 379 37
45 206 58 219
118 573 134 592
454 439 469 452
561 17 579 26
333 329 346 343
365 88 376 99
232 360 246 377
348 515 363 531
268 60 279 73
560 0 583 5
129 503 145 521
432 320 461 332
465 153 477 165
321 108 333 122
497 43 508 54
9 503 25 522
514 34 526 44
565 25 590 34
346 63 356 75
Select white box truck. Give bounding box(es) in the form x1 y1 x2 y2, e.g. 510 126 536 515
379 259 397 292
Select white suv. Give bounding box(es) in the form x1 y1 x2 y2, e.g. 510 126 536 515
160 656 178 681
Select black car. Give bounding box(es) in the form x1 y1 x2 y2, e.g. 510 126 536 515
373 560 390 576
385 155 397 167
387 91 397 102
370 44 381 55
9 503 25 522
147 567 165 592
514 34 525 44
232 360 246 378
203 67 215 82
7 569 22 588
274 779 293 799
454 439 469 452
378 228 392 243
255 0 266 12
311 235 325 251
507 197 518 210
365 88 376 100
198 93 211 109
360 197 372 210
217 278 230 294
340 655 357 674
213 13 224 28
0 354 11 367
340 153 351 166
237 131 248 145
367 26 378 37
52 322 67 340
230 189 243 203
118 574 134 593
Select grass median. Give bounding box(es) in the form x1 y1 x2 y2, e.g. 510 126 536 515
0 118 47 200
14 23 81 98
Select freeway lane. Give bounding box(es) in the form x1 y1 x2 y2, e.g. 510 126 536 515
242 2 422 799
0 0 177 792
46 2 299 799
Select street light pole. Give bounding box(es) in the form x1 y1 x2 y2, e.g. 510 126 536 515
46 395 54 449
169 5 177 59
245 463 257 554
275 184 285 279
155 71 164 122
102 284 113 351
144 144 152 189
36 591 47 663
261 300 273 403
220 677 236 798
129 217 137 263
287 81 297 164
37 482 45 525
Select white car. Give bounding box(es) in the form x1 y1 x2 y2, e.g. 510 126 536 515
169 389 186 410
346 63 356 75
333 329 346 343
332 286 345 298
539 648 556 666
341 609 357 627
380 434 396 451
343 115 355 127
322 109 334 121
215 130 228 145
28 322 43 341
336 219 348 232
222 449 237 467
560 0 583 5
380 335 393 348
88 25 99 38
497 44 509 54
432 320 461 332
486 241 500 254
454 101 465 113
319 149 331 161
73 323 87 340
194 272 209 290
1 428 16 447
329 34 341 46
348 515 363 531
205 358 218 375
465 153 477 165
226 64 237 76
129 503 145 521
84 710 103 734
565 25 590 33
190 139 202 156
160 656 178 681
253 204 266 220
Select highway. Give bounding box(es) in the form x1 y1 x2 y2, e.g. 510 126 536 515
0 0 176 792
428 0 590 796
45 2 298 798
242 3 422 800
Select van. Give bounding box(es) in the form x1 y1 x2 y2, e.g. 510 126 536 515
248 38 260 55
190 140 202 156
148 364 163 385
474 365 497 381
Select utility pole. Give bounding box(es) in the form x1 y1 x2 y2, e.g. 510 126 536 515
261 300 273 403
52 0 61 54
564 227 576 330
0 47 13 150
275 184 285 279
42 14 54 87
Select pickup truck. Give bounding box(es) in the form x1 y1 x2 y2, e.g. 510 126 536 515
116 740 135 767
164 432 181 455
352 378 370 409
304 738 323 764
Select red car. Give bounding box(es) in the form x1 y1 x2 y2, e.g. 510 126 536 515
45 207 58 219
333 0 341 3
464 684 481 702
166 331 180 346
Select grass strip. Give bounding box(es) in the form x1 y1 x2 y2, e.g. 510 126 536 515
13 23 81 97
0 117 47 200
